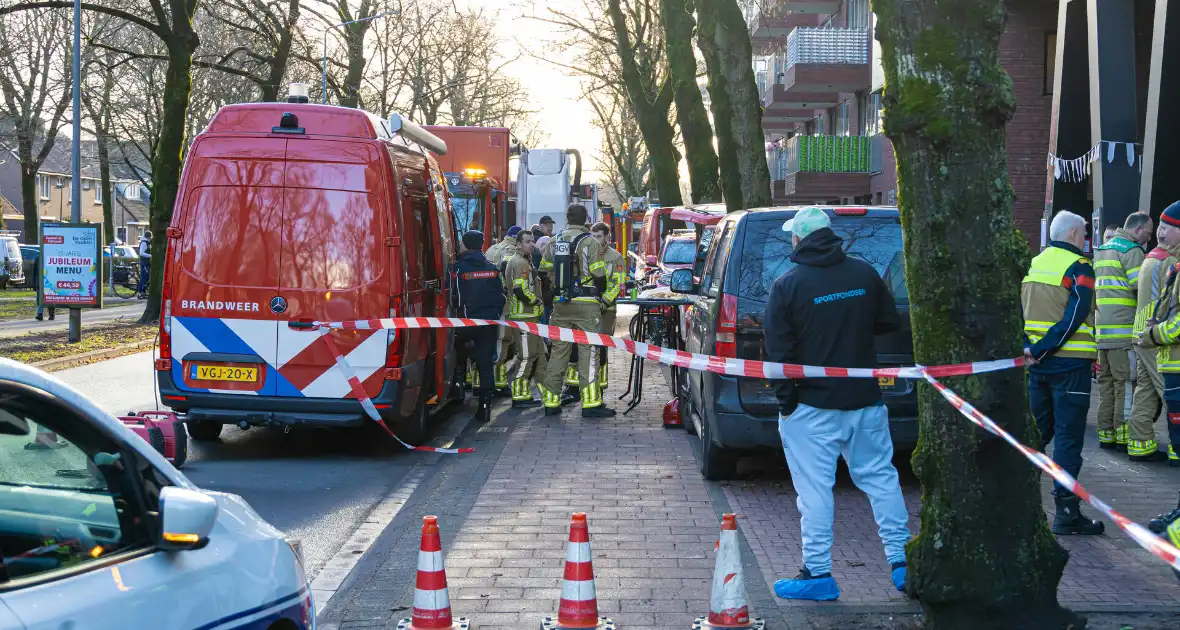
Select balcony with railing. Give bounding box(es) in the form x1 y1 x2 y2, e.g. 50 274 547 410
781 27 870 93
771 135 874 203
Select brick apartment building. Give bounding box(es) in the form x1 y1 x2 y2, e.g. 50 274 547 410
753 0 1056 247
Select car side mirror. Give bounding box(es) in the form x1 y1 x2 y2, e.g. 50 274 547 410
158 486 218 551
669 268 694 294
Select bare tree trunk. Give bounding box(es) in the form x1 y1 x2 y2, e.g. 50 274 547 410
873 2 1082 628
661 0 720 204
18 141 39 244
259 0 300 101
694 0 742 210
706 0 770 209
97 131 114 246
142 34 199 323
607 0 683 207
340 19 369 108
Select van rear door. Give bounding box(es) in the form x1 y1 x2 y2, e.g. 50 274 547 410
273 139 392 401
169 137 287 397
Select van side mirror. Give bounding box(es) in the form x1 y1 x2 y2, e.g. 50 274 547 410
669 268 694 294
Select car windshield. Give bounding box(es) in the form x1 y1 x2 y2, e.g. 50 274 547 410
4 239 18 259
737 216 908 304
662 240 696 265
451 195 482 234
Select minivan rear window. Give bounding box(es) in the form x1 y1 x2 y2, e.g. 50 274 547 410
737 216 907 304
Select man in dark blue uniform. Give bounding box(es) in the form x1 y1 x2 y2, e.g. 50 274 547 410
451 230 506 423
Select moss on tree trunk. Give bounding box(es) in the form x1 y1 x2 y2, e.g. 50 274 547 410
873 1 1082 628
661 0 720 204
694 0 743 211
141 36 198 323
707 0 770 209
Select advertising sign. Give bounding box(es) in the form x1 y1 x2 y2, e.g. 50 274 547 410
39 222 102 308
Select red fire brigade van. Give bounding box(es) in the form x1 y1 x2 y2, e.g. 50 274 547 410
156 101 459 444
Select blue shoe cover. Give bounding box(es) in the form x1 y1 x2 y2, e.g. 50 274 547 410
774 573 840 601
891 565 907 592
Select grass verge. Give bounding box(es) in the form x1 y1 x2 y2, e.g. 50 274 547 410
0 288 36 299
0 320 157 367
0 300 36 320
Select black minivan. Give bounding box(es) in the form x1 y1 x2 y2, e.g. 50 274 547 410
672 206 915 480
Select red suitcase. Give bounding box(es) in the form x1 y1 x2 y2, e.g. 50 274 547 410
119 411 188 468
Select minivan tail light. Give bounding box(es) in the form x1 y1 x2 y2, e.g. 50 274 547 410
158 281 173 365
715 293 738 358
834 207 868 215
384 298 402 378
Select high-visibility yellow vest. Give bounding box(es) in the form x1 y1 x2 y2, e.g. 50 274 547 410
1021 246 1097 360
1150 261 1180 373
505 253 542 320
1094 231 1144 348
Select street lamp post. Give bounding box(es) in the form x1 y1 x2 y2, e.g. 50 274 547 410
69 0 82 343
321 10 398 105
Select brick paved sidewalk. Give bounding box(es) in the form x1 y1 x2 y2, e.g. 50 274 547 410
442 352 742 629
726 392 1180 612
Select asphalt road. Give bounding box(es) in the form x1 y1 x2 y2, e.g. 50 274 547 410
53 351 463 580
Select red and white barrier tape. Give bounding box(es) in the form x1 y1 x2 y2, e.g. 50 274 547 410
312 314 1180 573
919 367 1180 572
312 316 1025 380
318 329 473 454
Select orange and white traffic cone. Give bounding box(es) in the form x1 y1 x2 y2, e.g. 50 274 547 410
693 513 765 629
397 516 469 630
542 513 615 630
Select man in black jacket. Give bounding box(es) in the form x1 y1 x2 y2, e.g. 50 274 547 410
763 208 911 601
450 230 507 422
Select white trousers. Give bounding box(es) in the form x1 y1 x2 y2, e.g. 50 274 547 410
779 403 911 575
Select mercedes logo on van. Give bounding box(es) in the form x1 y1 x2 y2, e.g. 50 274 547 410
270 296 288 314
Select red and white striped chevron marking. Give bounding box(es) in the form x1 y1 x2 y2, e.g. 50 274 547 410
313 317 1025 381
319 329 474 455
919 367 1180 573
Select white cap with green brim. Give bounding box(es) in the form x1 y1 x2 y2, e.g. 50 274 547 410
781 207 831 239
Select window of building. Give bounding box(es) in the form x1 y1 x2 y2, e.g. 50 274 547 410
816 115 825 135
94 183 102 204
847 0 870 28
126 184 140 201
38 176 50 200
1045 32 1058 95
839 100 850 135
82 179 90 190
55 176 64 189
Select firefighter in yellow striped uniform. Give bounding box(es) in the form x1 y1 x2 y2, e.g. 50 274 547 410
498 230 546 408
486 227 522 395
1093 213 1151 450
539 204 616 417
1136 202 1180 467
1128 218 1180 462
592 221 626 390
